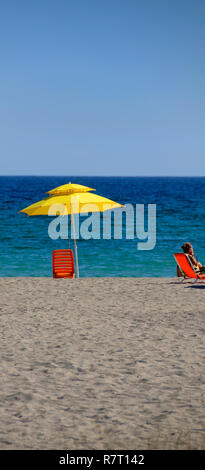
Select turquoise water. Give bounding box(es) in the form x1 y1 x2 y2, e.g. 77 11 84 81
1 176 205 277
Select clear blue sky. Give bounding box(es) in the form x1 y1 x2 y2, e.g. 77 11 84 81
0 0 205 176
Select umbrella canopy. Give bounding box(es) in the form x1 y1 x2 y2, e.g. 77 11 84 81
47 183 96 195
20 191 122 216
19 182 123 277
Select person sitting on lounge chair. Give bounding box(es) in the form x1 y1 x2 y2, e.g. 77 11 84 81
177 242 205 277
181 242 205 273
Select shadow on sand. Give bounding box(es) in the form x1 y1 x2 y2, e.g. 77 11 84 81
185 284 205 289
168 280 205 288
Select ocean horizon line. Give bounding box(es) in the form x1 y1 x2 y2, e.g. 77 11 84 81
1 175 205 178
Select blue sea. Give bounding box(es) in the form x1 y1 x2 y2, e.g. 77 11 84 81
1 176 205 277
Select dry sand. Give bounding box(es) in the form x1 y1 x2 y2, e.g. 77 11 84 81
0 277 205 450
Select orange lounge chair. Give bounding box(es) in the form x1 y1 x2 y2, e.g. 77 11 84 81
53 249 75 278
174 253 205 282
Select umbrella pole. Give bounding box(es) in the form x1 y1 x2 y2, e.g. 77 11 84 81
71 210 79 278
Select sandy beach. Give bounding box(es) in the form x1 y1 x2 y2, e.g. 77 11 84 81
0 277 205 450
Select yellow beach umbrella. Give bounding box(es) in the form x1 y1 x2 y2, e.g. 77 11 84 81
20 187 122 215
20 182 123 277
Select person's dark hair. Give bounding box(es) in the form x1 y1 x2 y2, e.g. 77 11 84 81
181 242 192 253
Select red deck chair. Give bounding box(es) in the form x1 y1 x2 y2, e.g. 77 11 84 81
53 249 75 278
174 253 205 282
